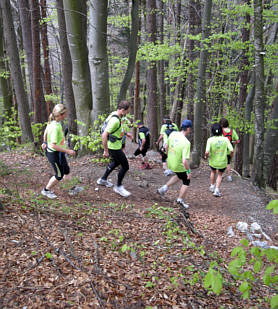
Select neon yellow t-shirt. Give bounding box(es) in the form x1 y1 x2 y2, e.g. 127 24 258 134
46 121 65 152
206 136 233 169
105 112 123 150
166 131 190 173
222 128 239 142
160 123 179 145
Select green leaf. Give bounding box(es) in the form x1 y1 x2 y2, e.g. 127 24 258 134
266 200 278 214
240 238 249 247
271 295 278 309
121 244 128 253
239 281 251 299
253 260 263 273
45 252 53 259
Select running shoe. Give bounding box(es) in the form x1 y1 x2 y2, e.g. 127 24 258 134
97 178 113 188
157 186 167 197
177 199 189 209
164 169 174 176
209 184 216 192
113 185 131 197
41 189 57 199
213 188 221 197
227 176 232 182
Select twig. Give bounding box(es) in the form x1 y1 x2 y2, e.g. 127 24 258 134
89 280 105 309
231 168 241 177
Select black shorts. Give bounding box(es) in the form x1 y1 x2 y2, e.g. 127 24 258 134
46 150 70 180
175 171 190 186
159 146 167 163
134 146 149 157
227 155 231 164
209 166 226 173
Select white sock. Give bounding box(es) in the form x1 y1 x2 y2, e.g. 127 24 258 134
177 197 183 203
163 185 168 191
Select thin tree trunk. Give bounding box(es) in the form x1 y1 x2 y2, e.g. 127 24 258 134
157 0 166 124
0 11 13 117
30 0 48 125
56 0 77 137
252 0 265 188
146 0 158 147
117 0 139 103
234 0 251 175
191 0 212 168
0 0 33 143
40 0 53 116
242 76 255 177
18 0 33 112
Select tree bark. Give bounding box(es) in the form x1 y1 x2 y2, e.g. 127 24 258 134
146 0 158 147
17 0 33 112
117 0 139 104
56 0 77 137
234 0 251 175
63 0 92 136
0 11 13 117
89 0 110 120
30 0 48 125
264 95 278 189
40 0 54 116
252 0 265 188
191 0 212 168
0 0 33 142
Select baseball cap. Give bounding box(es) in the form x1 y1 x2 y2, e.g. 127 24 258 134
181 119 193 129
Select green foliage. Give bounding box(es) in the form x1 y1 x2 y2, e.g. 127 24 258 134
203 262 223 295
44 93 60 104
70 115 109 163
266 200 278 215
0 108 22 149
31 122 45 144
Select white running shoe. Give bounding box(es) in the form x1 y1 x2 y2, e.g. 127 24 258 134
164 169 174 176
213 188 221 197
177 199 189 209
41 189 57 199
227 176 232 182
97 178 113 188
209 184 216 192
113 185 131 197
157 186 167 197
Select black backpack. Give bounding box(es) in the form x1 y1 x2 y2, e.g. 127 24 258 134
165 123 176 136
100 114 121 142
138 126 150 148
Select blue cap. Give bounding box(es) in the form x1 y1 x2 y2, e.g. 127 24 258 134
181 119 192 129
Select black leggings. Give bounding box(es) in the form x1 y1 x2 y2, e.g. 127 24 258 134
46 150 70 181
102 149 129 186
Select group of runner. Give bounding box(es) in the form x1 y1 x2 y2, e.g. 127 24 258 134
41 101 239 208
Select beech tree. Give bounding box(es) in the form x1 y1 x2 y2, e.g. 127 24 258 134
63 0 92 136
0 0 33 142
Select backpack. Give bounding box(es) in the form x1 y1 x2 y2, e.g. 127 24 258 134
100 114 121 142
165 123 177 136
138 126 150 148
223 128 232 143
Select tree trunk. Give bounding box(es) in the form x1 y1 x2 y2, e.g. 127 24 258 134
146 0 158 147
252 0 265 188
0 11 13 117
264 95 278 188
30 0 48 125
234 0 251 175
17 0 33 112
89 0 110 120
242 71 255 177
0 0 33 142
157 0 166 124
117 0 139 104
56 0 77 137
40 0 54 116
63 0 92 136
191 0 212 168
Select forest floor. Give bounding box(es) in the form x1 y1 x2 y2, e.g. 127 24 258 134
0 141 277 308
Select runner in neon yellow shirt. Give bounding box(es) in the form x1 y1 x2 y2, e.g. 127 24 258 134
157 119 192 209
205 123 233 197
